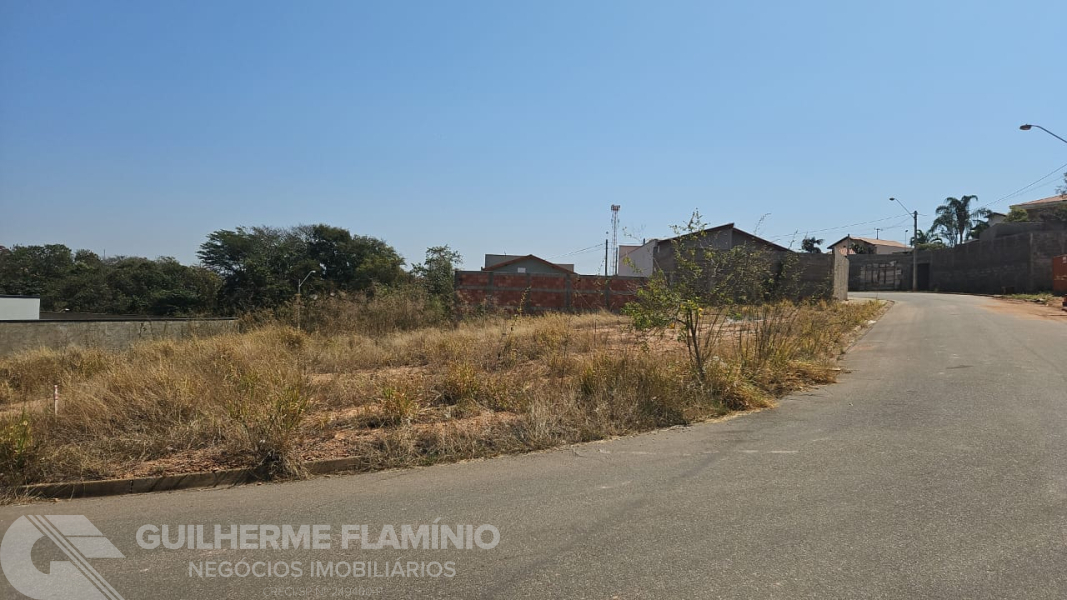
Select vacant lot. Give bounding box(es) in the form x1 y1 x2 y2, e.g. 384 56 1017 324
0 299 883 491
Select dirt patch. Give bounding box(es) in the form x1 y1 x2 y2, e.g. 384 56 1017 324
984 297 1067 321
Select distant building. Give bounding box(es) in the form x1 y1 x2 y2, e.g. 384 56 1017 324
1009 194 1067 220
987 212 1007 226
617 239 659 277
482 254 575 275
827 235 911 255
0 296 41 320
620 223 789 276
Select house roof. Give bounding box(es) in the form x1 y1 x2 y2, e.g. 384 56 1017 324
827 235 911 249
1010 194 1067 209
480 254 576 274
658 223 791 253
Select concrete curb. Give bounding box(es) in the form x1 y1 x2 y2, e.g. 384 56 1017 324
19 456 370 500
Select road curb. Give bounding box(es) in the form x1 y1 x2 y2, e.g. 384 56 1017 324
19 456 370 500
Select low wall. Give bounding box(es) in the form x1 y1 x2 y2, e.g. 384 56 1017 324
0 318 237 356
787 252 847 301
455 272 643 312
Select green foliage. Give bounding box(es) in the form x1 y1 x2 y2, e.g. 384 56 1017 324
930 195 986 246
910 229 945 251
801 237 824 253
0 410 35 487
411 245 462 311
1005 208 1030 222
198 224 404 312
624 211 800 383
0 245 220 315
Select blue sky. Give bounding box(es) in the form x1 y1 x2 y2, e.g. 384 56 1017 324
2 0 1065 273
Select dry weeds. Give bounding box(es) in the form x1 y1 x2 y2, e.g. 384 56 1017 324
0 301 883 491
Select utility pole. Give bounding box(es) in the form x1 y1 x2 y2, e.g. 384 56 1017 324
890 198 918 292
875 228 882 240
911 210 917 291
604 239 609 276
610 204 621 275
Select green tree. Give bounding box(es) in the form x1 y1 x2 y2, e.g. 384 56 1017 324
411 246 462 308
198 224 405 312
800 237 824 253
1004 208 1029 222
624 211 798 384
0 244 74 307
932 195 987 246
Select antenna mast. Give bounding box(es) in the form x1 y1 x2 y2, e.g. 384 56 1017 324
610 204 621 275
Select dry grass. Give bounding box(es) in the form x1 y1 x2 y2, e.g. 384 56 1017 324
0 300 883 491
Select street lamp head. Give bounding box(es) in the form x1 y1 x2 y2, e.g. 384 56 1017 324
1019 124 1033 131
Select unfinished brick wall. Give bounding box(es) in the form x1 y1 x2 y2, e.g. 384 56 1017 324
454 271 644 312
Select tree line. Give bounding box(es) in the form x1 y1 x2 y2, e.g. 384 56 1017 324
0 225 459 316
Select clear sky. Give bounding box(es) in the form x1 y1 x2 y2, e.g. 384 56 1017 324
2 0 1065 273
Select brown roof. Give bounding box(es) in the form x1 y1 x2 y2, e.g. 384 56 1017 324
480 254 576 274
659 223 791 253
1011 194 1067 209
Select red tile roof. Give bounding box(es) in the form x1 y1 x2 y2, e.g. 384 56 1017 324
1011 194 1067 208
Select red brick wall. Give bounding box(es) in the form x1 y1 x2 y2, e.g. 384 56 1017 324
454 271 645 312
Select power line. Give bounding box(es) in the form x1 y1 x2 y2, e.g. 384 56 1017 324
765 214 903 242
978 161 1067 210
550 243 603 259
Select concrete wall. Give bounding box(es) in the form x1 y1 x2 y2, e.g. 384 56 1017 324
0 318 237 356
0 296 40 320
455 271 643 312
847 230 1067 294
785 252 846 301
833 251 849 300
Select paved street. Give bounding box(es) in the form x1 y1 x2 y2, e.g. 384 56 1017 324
3 292 1067 599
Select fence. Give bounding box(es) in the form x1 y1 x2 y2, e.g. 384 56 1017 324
0 318 237 356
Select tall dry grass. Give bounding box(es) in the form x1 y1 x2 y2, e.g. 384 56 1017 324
0 297 883 491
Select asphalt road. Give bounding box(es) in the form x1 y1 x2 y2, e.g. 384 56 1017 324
3 292 1067 599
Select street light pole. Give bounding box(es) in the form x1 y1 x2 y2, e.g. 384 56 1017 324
1019 124 1067 145
296 270 317 331
890 197 918 292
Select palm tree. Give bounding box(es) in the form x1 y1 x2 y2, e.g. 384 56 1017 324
800 236 824 253
933 195 987 245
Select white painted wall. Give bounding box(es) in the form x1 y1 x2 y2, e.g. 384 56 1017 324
0 297 41 320
617 240 658 277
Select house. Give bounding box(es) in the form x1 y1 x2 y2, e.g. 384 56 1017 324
1009 194 1067 221
987 212 1007 226
827 235 911 255
482 254 575 275
617 239 658 277
619 223 789 276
